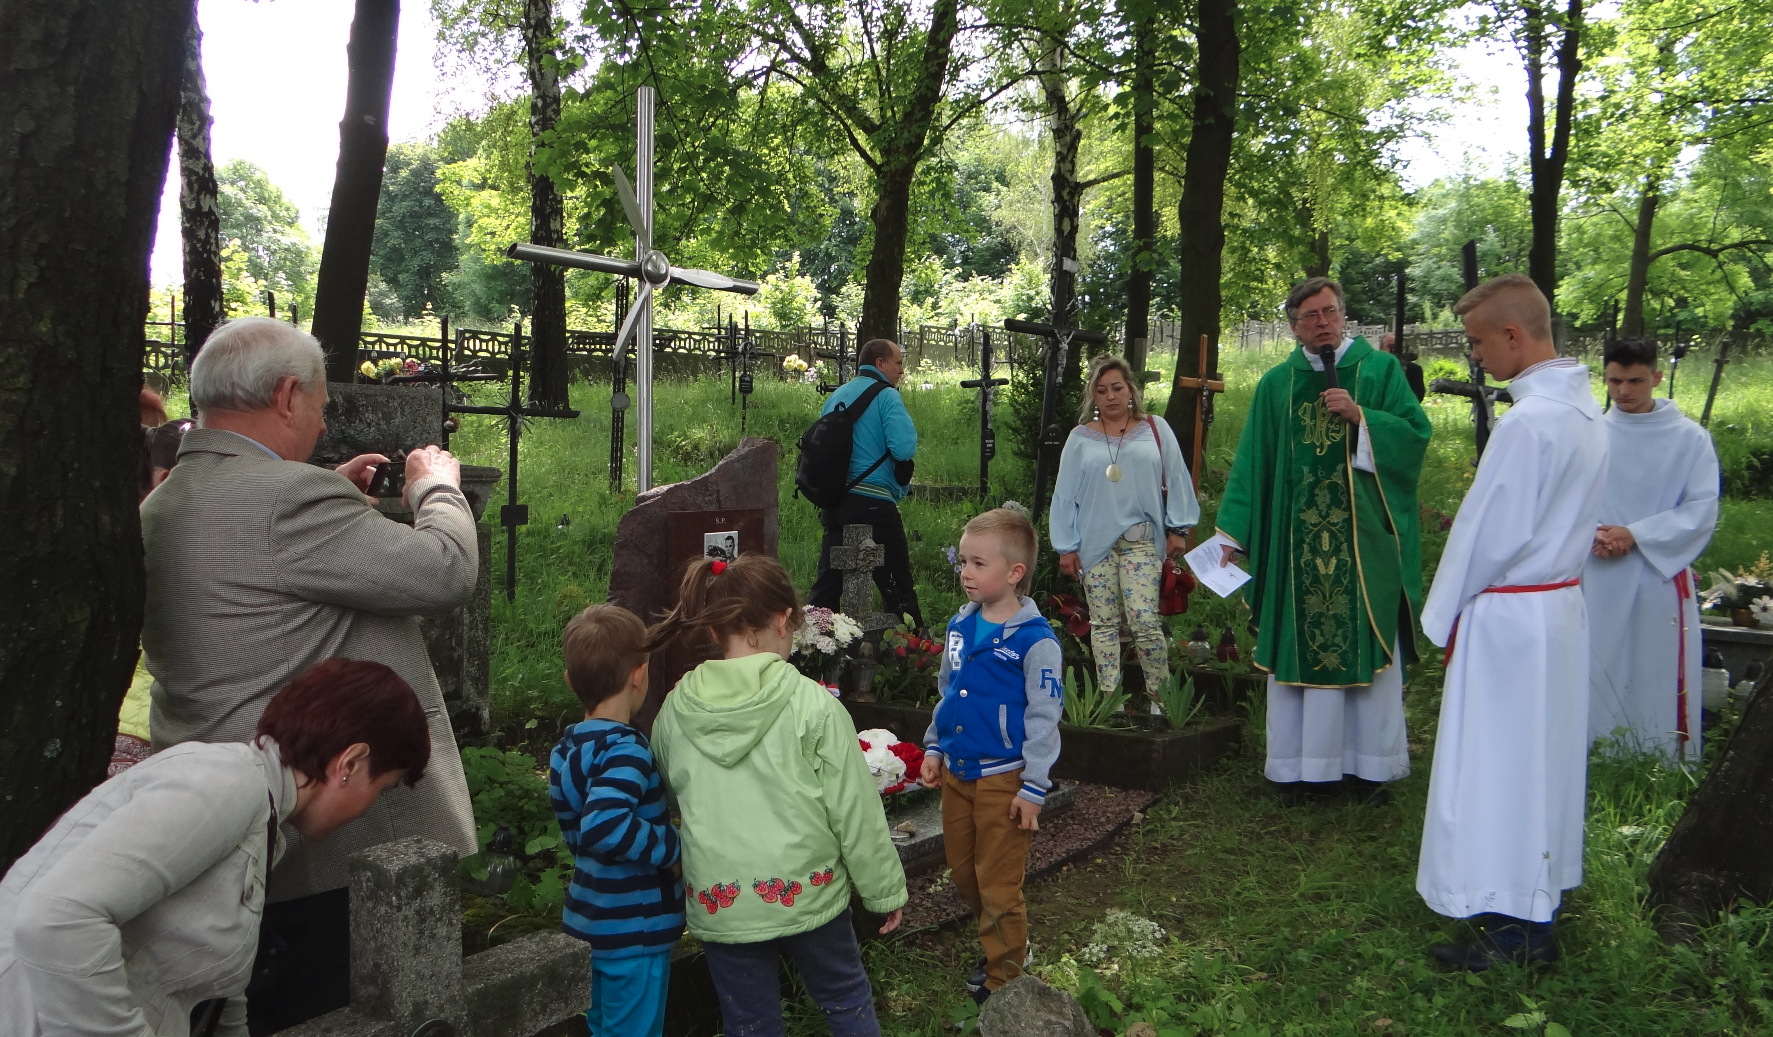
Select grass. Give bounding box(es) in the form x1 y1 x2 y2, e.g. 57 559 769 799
379 339 1772 1034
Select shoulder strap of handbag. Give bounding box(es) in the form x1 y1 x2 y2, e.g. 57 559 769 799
1146 416 1166 508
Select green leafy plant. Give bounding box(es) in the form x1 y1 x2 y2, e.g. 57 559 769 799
871 616 942 704
1062 660 1127 728
1503 994 1573 1037
1154 669 1205 730
459 746 571 917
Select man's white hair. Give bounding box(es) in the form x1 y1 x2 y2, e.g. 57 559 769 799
189 317 327 415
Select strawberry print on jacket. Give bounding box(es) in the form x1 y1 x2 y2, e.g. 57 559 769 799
753 877 805 906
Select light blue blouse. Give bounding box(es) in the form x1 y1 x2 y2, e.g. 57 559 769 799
1049 417 1200 572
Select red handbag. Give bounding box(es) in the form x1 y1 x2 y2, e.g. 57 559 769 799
1148 417 1195 616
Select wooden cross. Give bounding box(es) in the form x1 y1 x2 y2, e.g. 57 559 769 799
830 524 894 634
1176 334 1226 496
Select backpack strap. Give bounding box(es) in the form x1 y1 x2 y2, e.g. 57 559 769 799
837 377 896 495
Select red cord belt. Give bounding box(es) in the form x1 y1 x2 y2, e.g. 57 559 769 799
1444 578 1582 665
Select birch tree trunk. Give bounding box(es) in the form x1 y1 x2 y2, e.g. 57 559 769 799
178 18 224 361
1041 39 1086 400
0 0 192 874
521 0 569 408
1124 20 1156 372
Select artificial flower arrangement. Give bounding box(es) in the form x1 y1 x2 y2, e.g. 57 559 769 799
791 606 862 689
867 620 944 704
358 356 424 382
857 728 924 796
1700 553 1773 627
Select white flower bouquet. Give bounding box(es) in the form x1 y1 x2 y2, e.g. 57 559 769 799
792 605 861 658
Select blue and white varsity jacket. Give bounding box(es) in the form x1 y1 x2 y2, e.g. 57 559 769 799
922 597 1065 805
549 718 685 957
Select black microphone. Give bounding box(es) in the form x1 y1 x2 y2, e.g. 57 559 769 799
1319 342 1360 457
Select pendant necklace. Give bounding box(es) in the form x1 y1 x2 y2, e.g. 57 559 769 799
1105 419 1130 482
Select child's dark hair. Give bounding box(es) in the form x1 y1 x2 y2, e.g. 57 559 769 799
1603 336 1658 370
645 554 803 652
563 604 651 711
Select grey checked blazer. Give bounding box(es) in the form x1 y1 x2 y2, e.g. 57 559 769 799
140 427 479 903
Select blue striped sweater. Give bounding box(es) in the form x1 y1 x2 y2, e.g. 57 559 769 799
549 718 685 956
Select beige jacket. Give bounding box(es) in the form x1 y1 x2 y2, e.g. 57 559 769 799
140 428 478 902
0 739 297 1037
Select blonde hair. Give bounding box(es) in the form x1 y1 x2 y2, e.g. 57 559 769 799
1453 273 1552 343
1077 355 1145 425
961 508 1039 596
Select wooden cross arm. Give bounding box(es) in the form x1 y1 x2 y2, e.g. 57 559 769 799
1176 376 1225 392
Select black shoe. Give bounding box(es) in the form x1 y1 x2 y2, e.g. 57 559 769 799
964 956 987 994
970 984 991 1006
1346 779 1391 808
1277 782 1308 807
1430 931 1558 971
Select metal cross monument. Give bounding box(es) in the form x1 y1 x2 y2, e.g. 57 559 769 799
507 86 760 492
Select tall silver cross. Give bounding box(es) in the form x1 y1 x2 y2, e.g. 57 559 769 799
507 86 759 492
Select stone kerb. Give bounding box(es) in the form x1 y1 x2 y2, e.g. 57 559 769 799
278 836 589 1037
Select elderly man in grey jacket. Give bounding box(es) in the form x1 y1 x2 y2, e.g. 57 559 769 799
140 317 479 1030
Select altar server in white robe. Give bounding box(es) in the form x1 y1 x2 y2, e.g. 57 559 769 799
1416 274 1609 971
1585 336 1719 760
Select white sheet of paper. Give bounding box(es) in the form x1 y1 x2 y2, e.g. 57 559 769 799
1184 533 1252 598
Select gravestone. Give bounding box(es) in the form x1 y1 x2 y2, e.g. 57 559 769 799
831 524 896 634
608 437 780 733
310 380 501 744
278 837 587 1037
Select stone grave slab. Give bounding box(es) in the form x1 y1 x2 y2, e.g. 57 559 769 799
279 837 588 1037
886 783 1077 876
608 437 780 734
312 381 448 465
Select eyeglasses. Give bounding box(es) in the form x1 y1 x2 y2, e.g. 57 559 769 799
1293 305 1341 324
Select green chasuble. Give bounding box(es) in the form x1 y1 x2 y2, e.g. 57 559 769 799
1216 337 1431 687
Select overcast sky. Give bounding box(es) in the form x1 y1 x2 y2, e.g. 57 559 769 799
146 0 1531 286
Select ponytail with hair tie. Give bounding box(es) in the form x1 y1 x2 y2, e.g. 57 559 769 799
644 553 804 654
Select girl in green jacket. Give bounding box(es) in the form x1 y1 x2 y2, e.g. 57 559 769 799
648 555 908 1037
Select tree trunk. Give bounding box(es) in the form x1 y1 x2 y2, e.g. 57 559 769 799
1647 648 1773 941
177 18 223 361
856 0 960 344
521 0 569 408
1162 0 1239 464
0 0 192 874
312 0 401 381
1306 228 1331 279
1124 19 1156 372
1524 0 1582 305
1621 174 1659 337
1041 41 1087 399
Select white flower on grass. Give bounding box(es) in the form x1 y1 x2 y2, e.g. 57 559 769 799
1076 910 1169 965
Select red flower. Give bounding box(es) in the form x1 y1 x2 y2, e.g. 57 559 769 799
858 737 871 752
886 741 924 776
1047 593 1092 638
895 645 907 657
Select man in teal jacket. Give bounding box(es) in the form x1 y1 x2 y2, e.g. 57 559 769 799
809 338 924 627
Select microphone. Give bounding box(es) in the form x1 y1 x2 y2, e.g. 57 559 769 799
1319 342 1360 457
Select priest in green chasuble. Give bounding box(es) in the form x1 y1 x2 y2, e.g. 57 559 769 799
1216 277 1431 806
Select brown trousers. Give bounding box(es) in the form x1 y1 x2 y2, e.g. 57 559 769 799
942 769 1035 991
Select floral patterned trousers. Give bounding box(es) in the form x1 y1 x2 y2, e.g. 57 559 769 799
1082 535 1171 701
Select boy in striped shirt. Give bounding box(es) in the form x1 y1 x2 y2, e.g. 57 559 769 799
550 605 684 1037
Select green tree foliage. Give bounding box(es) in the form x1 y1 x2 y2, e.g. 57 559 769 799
215 159 317 315
370 142 460 320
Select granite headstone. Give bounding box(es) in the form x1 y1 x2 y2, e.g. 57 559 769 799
608 436 780 733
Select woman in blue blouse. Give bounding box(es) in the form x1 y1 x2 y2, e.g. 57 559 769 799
1051 356 1200 711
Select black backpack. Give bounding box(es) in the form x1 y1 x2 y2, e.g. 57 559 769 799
794 376 894 509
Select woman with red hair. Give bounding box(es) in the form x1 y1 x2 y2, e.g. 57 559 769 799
0 659 431 1037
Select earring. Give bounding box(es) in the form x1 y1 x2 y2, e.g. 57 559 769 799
341 776 349 786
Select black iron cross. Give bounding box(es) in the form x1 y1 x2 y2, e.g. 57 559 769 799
436 322 579 601
959 331 1008 502
1004 317 1108 519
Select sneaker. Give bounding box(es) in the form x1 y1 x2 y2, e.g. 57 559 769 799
964 957 987 993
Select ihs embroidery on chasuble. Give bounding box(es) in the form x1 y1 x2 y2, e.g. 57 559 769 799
1298 475 1354 673
1296 398 1346 456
